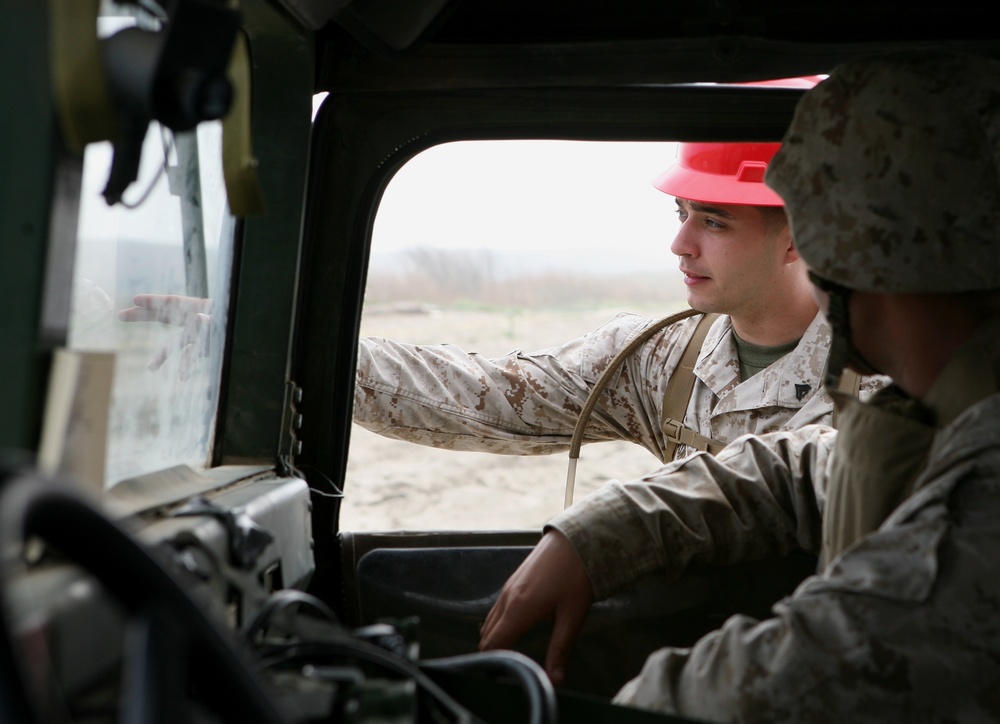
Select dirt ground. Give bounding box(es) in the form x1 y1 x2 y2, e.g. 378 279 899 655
339 305 679 531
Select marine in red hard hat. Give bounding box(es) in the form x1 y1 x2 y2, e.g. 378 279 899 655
647 144 808 326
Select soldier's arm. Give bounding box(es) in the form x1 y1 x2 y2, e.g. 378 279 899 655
479 425 834 685
353 313 656 453
555 425 833 599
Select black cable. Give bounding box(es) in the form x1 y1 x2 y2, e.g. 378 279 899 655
119 129 173 209
255 639 483 724
421 651 558 724
242 588 339 641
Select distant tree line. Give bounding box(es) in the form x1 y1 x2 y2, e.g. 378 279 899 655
364 247 685 309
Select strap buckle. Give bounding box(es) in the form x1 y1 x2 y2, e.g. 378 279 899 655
661 418 685 446
663 418 725 454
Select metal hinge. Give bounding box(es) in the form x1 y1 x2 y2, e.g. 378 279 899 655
279 379 304 475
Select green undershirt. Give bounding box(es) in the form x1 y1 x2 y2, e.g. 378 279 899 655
733 333 799 381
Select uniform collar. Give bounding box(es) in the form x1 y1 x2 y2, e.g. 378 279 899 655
922 315 1000 429
695 312 830 411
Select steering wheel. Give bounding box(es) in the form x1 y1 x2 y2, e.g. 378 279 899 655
0 470 288 723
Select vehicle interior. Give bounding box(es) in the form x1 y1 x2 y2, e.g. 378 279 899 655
3 1 1000 721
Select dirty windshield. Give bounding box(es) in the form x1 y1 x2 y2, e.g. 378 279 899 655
66 9 233 488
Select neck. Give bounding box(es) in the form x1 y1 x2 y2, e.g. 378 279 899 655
863 293 999 399
731 285 819 346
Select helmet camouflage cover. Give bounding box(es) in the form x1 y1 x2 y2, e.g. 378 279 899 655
765 51 1000 294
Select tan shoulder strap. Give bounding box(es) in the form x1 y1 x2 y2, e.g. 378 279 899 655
831 368 863 427
660 312 725 461
836 368 863 397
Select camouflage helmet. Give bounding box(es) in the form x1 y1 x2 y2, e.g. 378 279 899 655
765 51 1000 293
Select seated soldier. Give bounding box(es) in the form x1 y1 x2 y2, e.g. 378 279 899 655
480 50 1000 722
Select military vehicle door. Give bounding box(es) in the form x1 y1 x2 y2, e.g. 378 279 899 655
297 50 818 697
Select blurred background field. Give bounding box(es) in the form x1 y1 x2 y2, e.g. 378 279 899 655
341 139 688 530
341 248 687 531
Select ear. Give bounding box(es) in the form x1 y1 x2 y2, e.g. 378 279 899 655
780 227 800 265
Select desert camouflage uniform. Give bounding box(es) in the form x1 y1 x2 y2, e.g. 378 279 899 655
355 311 860 462
544 52 1000 722
549 317 1000 722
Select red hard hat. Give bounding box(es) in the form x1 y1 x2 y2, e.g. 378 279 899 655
739 75 825 89
653 76 822 206
653 142 784 206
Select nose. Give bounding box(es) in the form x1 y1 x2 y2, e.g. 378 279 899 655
670 218 698 258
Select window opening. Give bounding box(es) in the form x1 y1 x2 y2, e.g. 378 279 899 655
346 140 684 531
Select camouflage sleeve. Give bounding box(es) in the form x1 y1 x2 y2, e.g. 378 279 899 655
353 313 655 454
549 424 835 599
611 461 991 722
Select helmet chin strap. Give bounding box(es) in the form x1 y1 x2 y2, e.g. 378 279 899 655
810 273 880 392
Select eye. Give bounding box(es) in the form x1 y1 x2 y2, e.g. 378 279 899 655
676 207 688 222
705 217 725 230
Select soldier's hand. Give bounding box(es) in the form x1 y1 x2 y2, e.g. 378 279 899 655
118 294 213 380
118 294 212 326
479 529 594 687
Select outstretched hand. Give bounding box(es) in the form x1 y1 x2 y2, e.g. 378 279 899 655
118 294 213 379
479 529 594 687
117 294 213 326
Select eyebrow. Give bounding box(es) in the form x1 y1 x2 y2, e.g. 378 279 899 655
678 199 737 220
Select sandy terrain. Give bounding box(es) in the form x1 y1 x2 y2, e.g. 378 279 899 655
339 305 680 532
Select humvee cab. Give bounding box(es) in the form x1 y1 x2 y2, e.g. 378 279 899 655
3 0 999 721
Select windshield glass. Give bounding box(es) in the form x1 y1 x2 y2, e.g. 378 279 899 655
68 114 232 487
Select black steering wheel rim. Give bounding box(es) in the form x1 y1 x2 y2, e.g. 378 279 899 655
0 471 288 724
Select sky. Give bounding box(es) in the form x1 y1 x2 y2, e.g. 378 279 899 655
371 139 684 278
311 89 685 278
